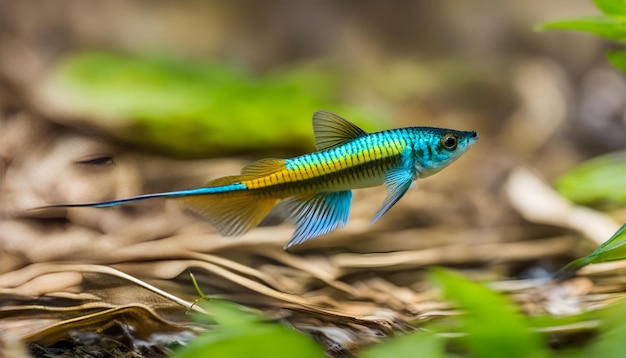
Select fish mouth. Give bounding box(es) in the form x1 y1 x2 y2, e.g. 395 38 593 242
466 131 479 146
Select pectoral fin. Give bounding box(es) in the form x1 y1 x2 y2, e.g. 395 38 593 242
371 167 415 224
280 191 353 248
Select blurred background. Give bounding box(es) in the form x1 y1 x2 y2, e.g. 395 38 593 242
1 1 625 357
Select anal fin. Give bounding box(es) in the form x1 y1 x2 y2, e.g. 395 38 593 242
280 191 353 249
181 192 279 237
185 158 287 237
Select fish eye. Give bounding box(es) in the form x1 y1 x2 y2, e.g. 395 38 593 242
440 134 458 151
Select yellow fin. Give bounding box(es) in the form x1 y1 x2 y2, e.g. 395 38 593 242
181 192 279 237
312 110 367 151
241 158 286 177
205 175 242 186
191 162 284 235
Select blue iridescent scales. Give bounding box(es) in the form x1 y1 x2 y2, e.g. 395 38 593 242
41 110 478 248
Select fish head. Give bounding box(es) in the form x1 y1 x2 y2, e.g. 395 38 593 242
412 128 478 177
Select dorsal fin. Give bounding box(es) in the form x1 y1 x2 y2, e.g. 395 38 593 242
241 158 286 177
206 175 242 187
312 110 367 151
204 159 286 186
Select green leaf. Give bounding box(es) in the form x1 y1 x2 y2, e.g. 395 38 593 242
594 0 626 20
429 268 550 358
50 52 380 157
555 151 626 205
562 223 626 271
361 330 445 358
536 15 626 41
174 300 325 358
585 221 626 261
528 310 599 331
607 49 626 72
584 298 626 357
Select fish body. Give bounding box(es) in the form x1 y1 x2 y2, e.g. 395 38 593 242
44 111 478 248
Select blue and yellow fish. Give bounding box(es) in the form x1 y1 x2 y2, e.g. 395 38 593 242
44 111 478 248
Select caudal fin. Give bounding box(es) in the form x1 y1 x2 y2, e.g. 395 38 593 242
36 158 288 238
34 186 229 209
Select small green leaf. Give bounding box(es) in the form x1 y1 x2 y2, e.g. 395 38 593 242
594 0 626 20
607 49 626 72
361 331 445 358
174 300 325 358
536 15 626 41
584 297 626 357
430 268 550 358
555 151 626 205
528 309 599 330
562 223 626 271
